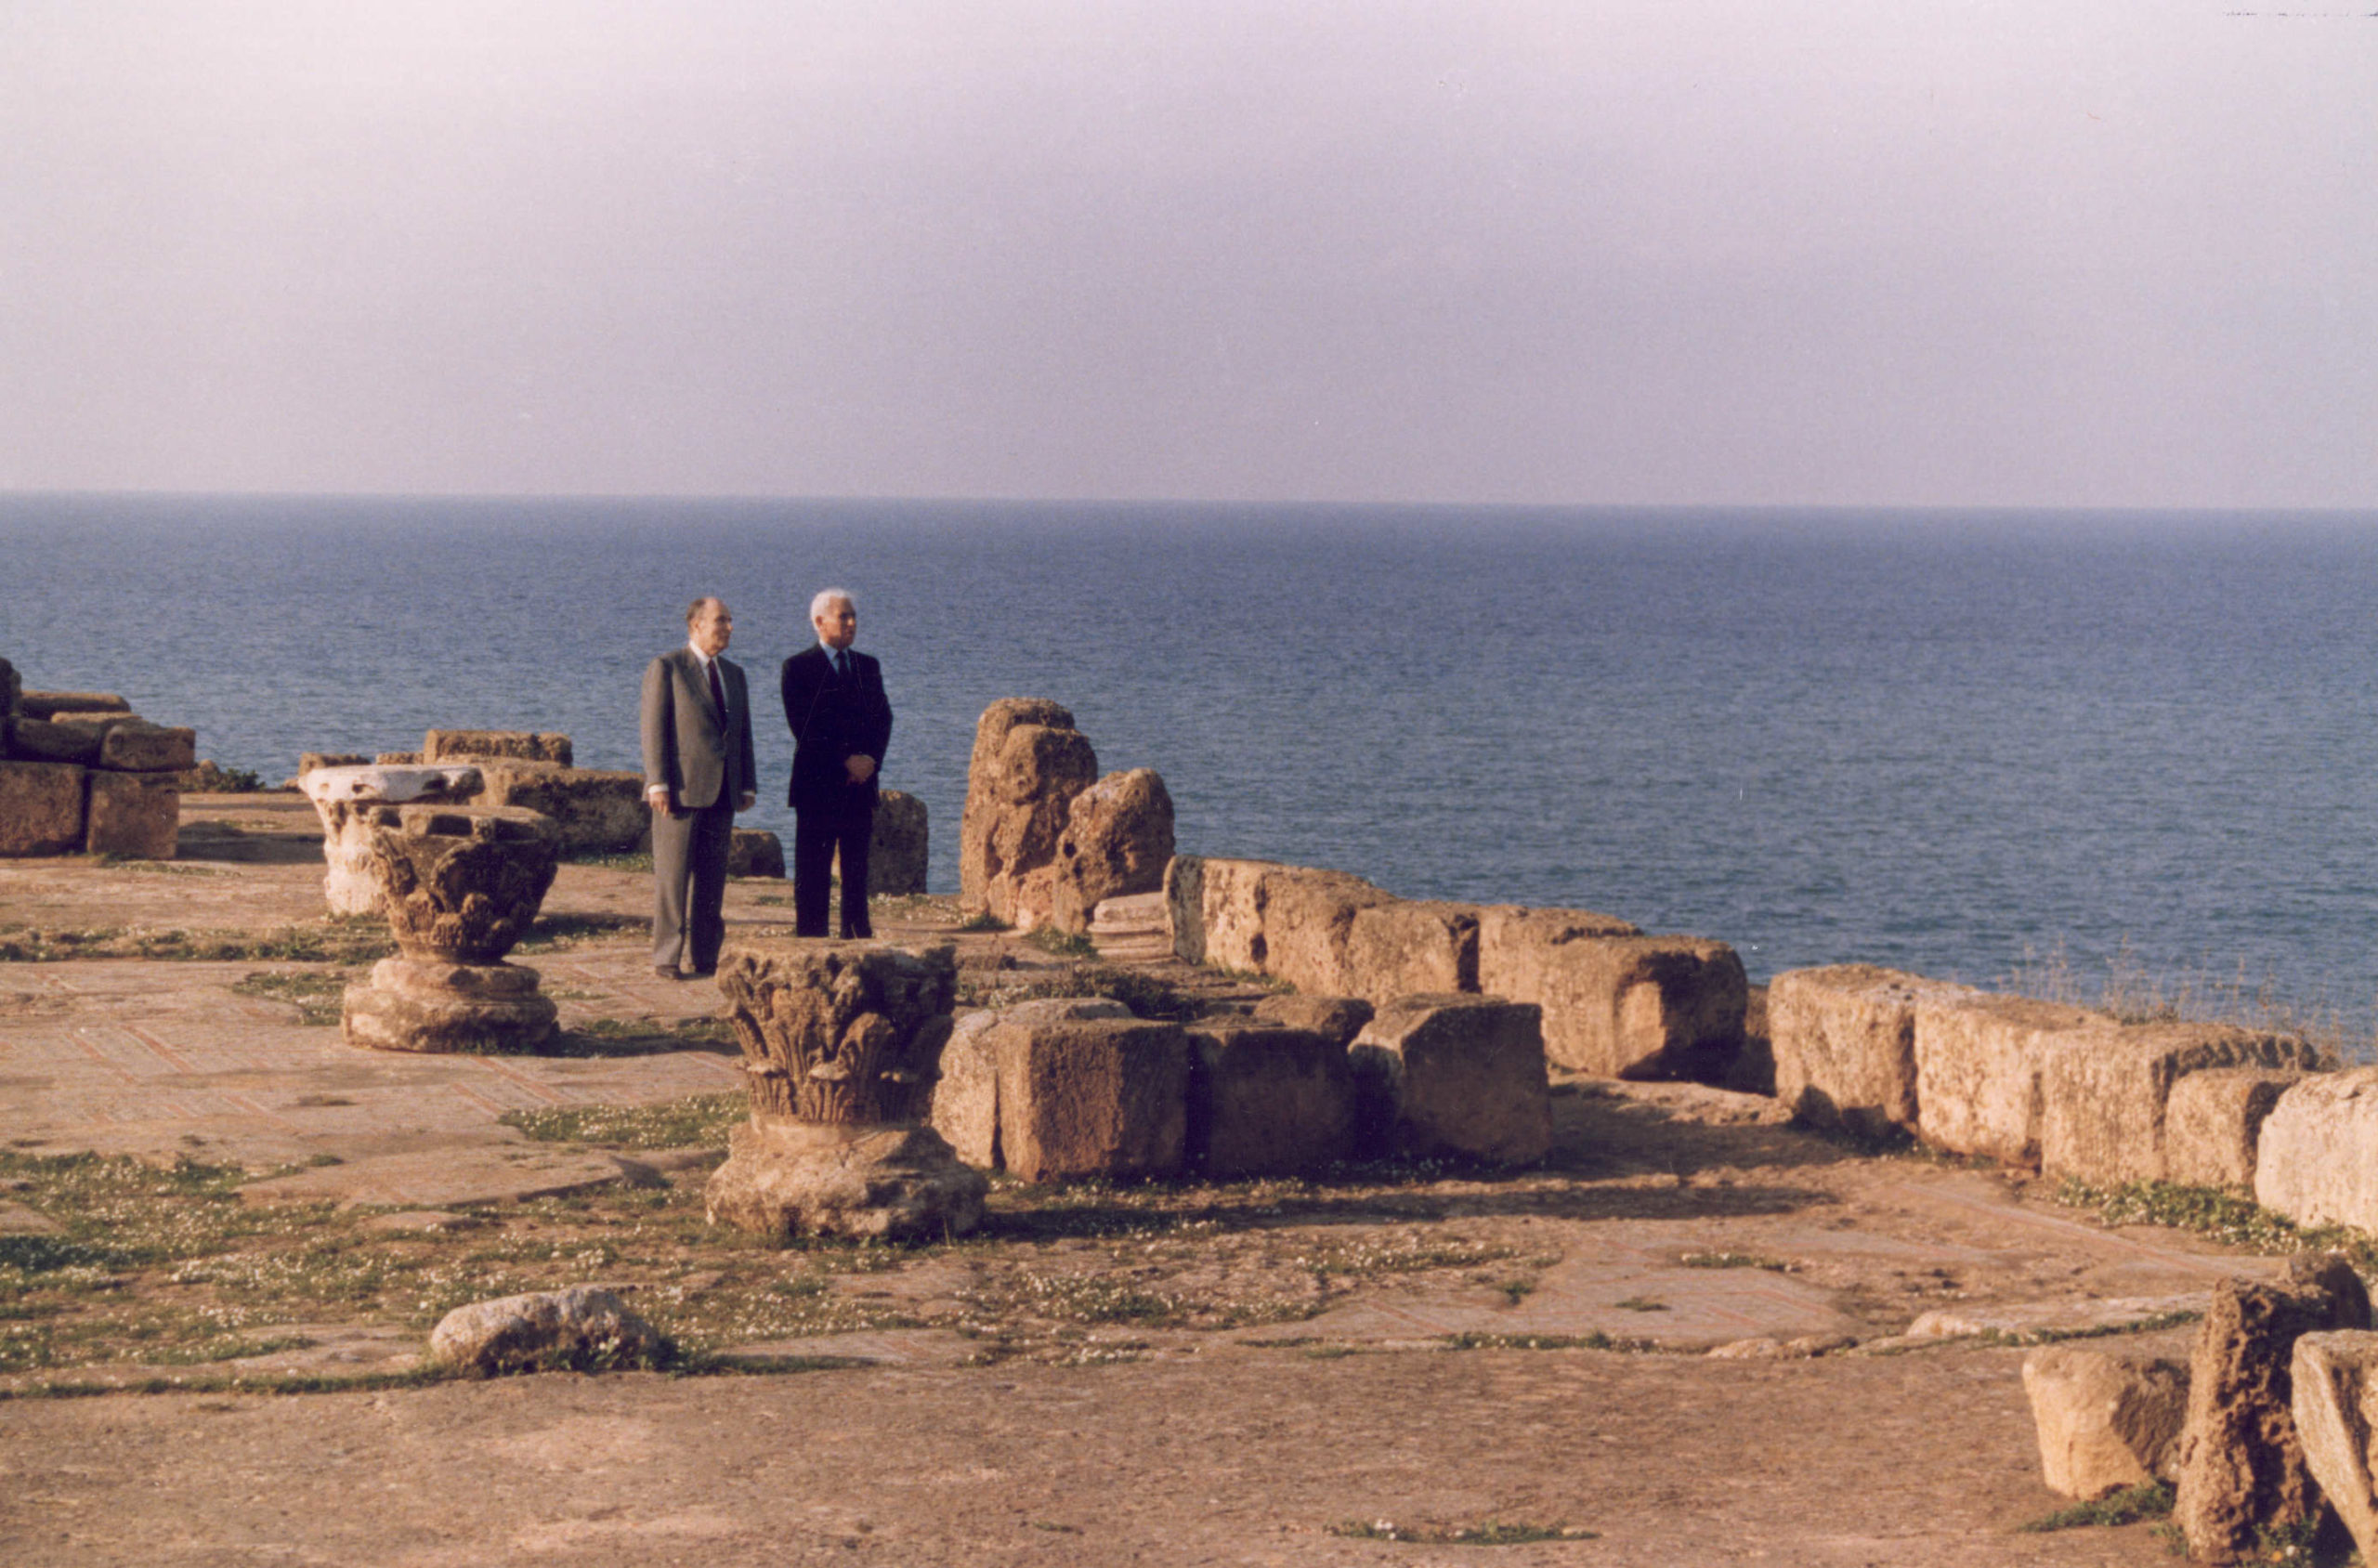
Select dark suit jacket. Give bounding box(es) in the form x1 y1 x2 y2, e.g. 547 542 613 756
780 645 892 817
641 647 756 811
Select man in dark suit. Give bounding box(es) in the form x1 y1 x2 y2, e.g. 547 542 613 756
780 587 893 939
640 596 757 978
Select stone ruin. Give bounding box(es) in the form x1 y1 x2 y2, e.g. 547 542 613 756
0 657 196 859
339 804 562 1054
704 939 986 1240
958 698 1173 933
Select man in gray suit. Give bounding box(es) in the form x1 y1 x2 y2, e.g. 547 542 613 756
640 596 757 979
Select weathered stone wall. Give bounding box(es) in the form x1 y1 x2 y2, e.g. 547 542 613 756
0 666 189 859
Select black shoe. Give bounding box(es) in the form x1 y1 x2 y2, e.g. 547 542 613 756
688 967 716 978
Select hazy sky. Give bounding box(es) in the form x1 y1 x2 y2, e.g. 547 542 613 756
3 2 2371 508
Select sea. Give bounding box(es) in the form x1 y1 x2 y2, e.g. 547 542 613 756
7 493 2378 1039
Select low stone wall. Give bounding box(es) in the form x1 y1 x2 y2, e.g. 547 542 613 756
0 660 192 859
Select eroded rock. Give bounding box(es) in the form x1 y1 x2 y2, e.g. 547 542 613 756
959 699 1098 929
1049 768 1175 934
2023 1344 2190 1498
2256 1070 2378 1232
2040 1023 2322 1186
428 1287 670 1376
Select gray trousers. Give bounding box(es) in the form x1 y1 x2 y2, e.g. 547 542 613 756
650 801 734 972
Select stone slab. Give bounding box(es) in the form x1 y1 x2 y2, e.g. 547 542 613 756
85 769 179 858
0 760 86 856
237 1145 637 1207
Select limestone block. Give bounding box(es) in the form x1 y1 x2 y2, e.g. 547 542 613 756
992 1014 1189 1182
715 940 958 1124
2292 1331 2378 1566
18 690 129 720
726 828 785 879
422 728 573 766
2040 1023 2322 1186
2257 1069 2378 1231
1164 854 1207 962
2023 1344 2190 1497
429 1286 669 1376
859 789 928 895
468 762 647 856
704 1118 986 1241
1251 993 1376 1049
959 699 1096 922
7 715 111 765
1478 912 1742 1081
2175 1258 2371 1561
2168 1068 2304 1191
1050 768 1175 934
1194 856 1278 972
342 956 557 1053
1350 995 1550 1165
376 751 422 765
98 721 196 773
1769 965 1972 1137
1912 992 2102 1165
930 999 1133 1169
0 761 87 856
1183 1022 1359 1177
298 752 371 775
1344 900 1481 1002
1260 865 1397 995
84 770 178 859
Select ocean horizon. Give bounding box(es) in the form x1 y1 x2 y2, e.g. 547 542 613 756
9 492 2378 1044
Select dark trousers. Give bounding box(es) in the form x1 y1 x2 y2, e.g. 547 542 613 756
794 806 873 938
650 801 734 971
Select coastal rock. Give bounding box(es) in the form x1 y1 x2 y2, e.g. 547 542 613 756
1913 992 2103 1166
1769 964 1968 1137
17 690 129 721
1049 768 1175 934
727 828 785 879
0 761 87 856
927 998 1132 1169
2255 1070 2378 1232
2173 1258 2371 1561
1344 900 1481 1002
1183 1021 1358 1177
1349 995 1549 1165
421 728 573 766
2291 1331 2378 1565
341 955 558 1054
1477 914 1743 1081
992 1014 1189 1182
2039 1023 2321 1186
958 699 1098 928
98 721 196 773
84 770 179 859
2168 1068 2305 1191
428 1287 670 1377
1250 993 1375 1049
704 1118 986 1242
858 789 929 895
2023 1344 2190 1497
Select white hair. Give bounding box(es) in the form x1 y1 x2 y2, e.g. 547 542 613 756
809 587 856 620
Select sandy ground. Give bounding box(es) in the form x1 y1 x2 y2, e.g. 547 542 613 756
0 795 2262 1565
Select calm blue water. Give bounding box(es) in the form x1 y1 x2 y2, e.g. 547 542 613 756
7 494 2378 1026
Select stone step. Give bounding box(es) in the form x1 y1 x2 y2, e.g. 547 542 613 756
1090 891 1167 934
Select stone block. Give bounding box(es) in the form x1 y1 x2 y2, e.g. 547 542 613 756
928 998 1131 1169
2023 1344 2190 1497
98 721 196 773
299 752 372 775
0 656 16 722
376 751 422 765
1190 856 1272 972
1183 1022 1359 1177
1250 993 1375 1049
2257 1069 2378 1231
342 956 557 1054
2175 1259 2371 1561
0 761 87 856
1477 912 1742 1081
2293 1330 2378 1566
7 715 111 765
1912 992 2103 1165
1344 900 1480 1002
992 1014 1188 1182
705 1119 986 1242
959 699 1097 924
860 790 928 895
1769 964 1971 1137
468 762 647 855
18 690 129 720
2039 1023 2323 1186
1350 995 1549 1165
727 829 785 879
2168 1068 2305 1192
422 728 573 766
1050 768 1175 934
1260 865 1396 994
84 769 178 858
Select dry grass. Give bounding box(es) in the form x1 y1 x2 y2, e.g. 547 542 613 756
2003 938 2366 1065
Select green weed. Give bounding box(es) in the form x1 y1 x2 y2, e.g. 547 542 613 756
2018 1481 2175 1534
501 1093 747 1150
2059 1179 2378 1274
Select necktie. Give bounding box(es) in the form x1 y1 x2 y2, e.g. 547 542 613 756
835 650 851 681
706 658 726 718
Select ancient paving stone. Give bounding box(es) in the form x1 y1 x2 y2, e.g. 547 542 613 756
1912 992 2103 1166
2256 1068 2378 1231
2167 1067 2305 1191
2023 1344 2190 1498
429 1287 670 1376
1350 995 1549 1165
992 1013 1189 1182
2038 1022 2322 1186
1182 1021 1358 1177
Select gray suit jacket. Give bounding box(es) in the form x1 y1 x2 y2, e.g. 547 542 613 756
640 647 756 811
